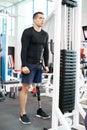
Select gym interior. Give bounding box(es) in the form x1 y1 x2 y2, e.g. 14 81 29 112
0 0 87 130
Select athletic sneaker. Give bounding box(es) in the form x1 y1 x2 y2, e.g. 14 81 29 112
19 114 31 124
36 108 50 119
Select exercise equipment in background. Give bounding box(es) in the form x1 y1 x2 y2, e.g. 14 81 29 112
43 0 85 130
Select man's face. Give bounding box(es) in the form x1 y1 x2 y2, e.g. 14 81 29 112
34 14 45 27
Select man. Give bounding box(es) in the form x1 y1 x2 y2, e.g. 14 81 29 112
19 12 50 124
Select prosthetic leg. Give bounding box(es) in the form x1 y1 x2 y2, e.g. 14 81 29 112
36 83 50 119
36 84 41 108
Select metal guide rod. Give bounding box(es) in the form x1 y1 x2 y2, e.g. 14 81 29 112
67 7 71 49
63 0 77 50
63 4 74 50
63 4 67 49
71 8 75 49
64 6 73 50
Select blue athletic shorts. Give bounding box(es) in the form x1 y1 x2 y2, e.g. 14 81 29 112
21 64 42 84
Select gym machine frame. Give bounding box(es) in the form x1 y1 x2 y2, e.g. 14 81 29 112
46 0 86 130
0 13 21 99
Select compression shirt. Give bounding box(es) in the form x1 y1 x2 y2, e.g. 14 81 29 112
21 27 49 67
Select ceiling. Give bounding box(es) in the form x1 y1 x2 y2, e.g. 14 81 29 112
0 0 26 11
0 0 55 12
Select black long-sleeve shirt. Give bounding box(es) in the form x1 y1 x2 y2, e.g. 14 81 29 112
21 27 49 67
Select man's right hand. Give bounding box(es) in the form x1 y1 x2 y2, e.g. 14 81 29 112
21 66 30 74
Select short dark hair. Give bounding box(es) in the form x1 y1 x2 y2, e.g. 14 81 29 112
33 12 44 19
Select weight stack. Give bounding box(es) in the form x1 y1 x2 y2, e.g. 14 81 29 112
59 49 76 113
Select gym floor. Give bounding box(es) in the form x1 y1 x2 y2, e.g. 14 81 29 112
0 91 52 130
0 90 85 130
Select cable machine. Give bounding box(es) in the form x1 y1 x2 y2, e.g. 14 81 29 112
44 0 86 130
